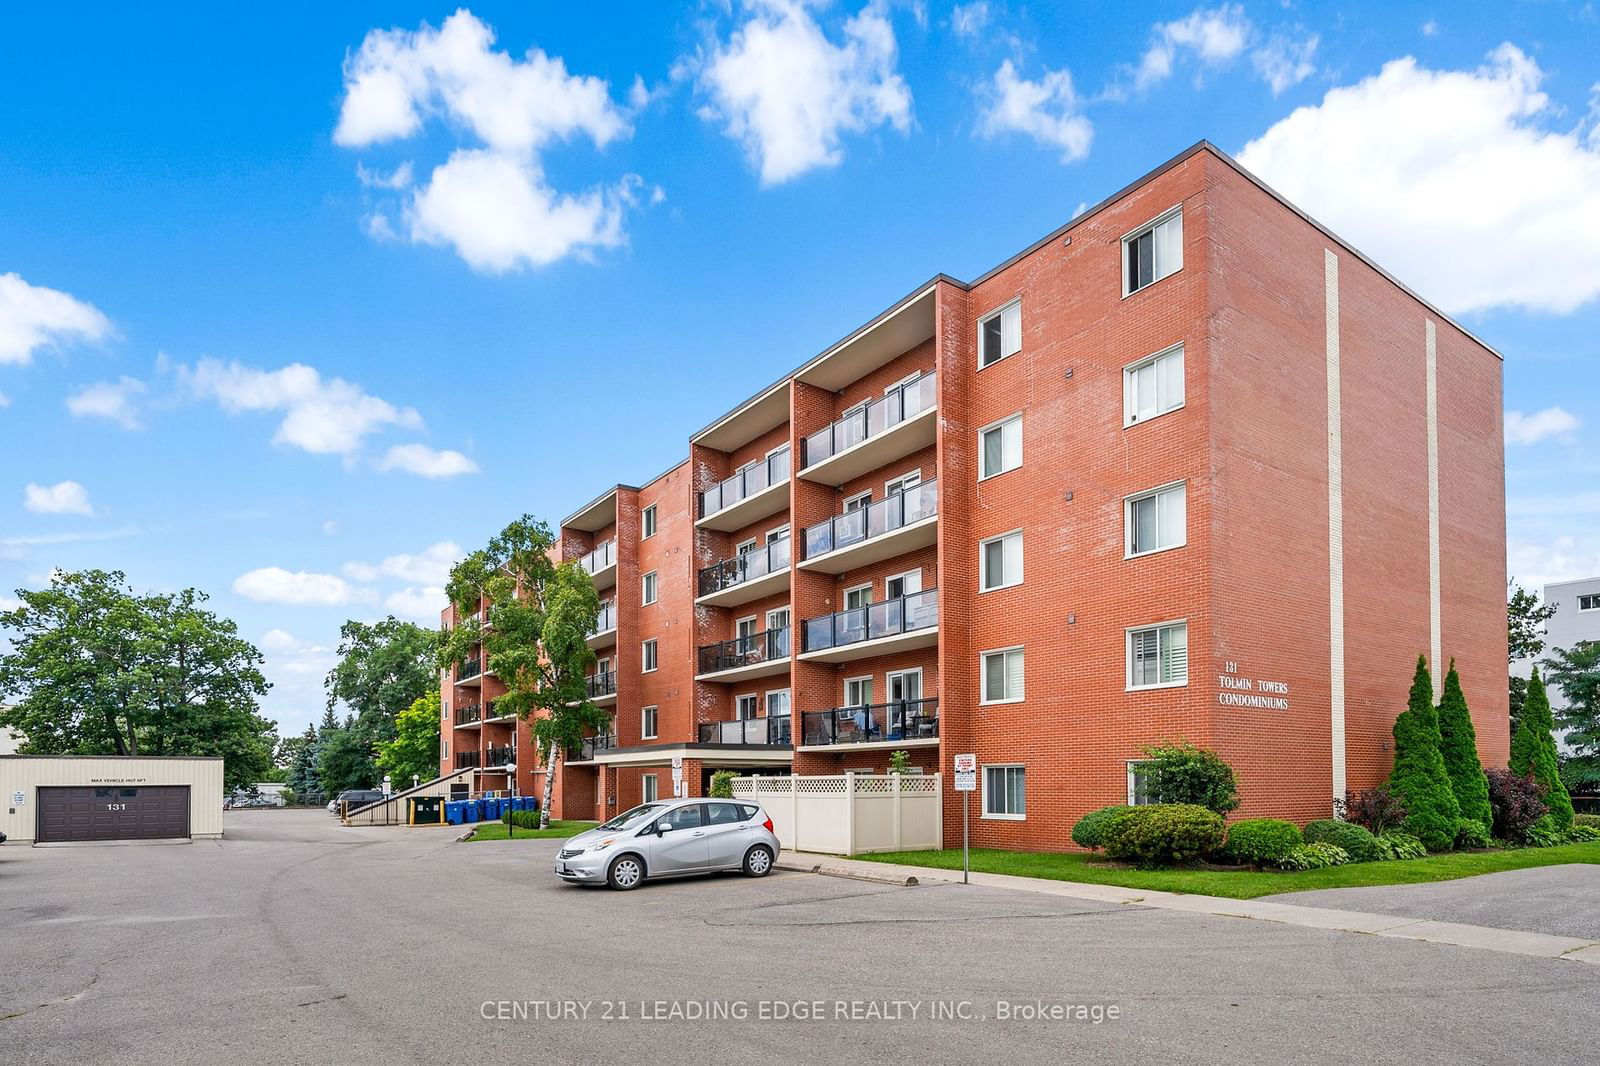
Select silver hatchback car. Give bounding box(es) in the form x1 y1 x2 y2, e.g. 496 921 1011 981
554 797 780 890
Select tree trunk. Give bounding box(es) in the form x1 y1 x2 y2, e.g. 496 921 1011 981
540 740 558 829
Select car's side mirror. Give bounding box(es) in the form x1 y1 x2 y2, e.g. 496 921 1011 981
656 823 668 836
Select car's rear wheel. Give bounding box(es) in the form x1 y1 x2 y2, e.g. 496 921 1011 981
743 845 774 877
607 854 646 890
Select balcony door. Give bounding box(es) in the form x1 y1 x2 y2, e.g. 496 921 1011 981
886 668 923 737
736 615 758 658
765 607 790 657
736 693 759 721
843 677 877 741
886 569 921 600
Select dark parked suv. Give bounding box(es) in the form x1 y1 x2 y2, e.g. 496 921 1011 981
329 789 386 815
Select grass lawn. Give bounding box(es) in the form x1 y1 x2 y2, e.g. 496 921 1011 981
856 842 1600 900
464 820 597 842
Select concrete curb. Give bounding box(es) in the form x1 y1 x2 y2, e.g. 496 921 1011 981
778 852 1600 965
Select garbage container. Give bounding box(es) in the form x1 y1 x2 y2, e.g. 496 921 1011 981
445 800 463 825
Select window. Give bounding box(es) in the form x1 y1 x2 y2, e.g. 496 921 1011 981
983 765 1025 819
979 414 1022 479
766 689 790 717
442 700 449 719
641 504 657 539
980 530 1023 591
641 570 658 605
1127 762 1153 806
642 705 658 739
642 639 658 673
981 647 1025 703
443 740 449 758
1123 207 1183 295
979 299 1022 369
885 470 921 498
844 676 874 707
1580 594 1600 611
844 491 872 513
844 584 873 611
886 569 921 600
707 801 746 825
736 538 757 556
1124 343 1185 425
766 524 790 541
1125 482 1187 557
1128 621 1188 689
643 773 659 802
736 694 759 721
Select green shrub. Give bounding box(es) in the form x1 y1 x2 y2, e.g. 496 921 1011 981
1101 804 1225 868
1386 656 1462 851
1304 819 1388 863
1524 821 1566 848
1071 805 1133 851
1223 818 1303 867
1564 824 1600 843
1510 669 1574 831
1454 819 1491 850
1436 661 1493 836
1377 832 1427 860
1574 813 1600 828
1278 842 1351 871
709 770 737 799
1139 743 1240 814
503 809 543 829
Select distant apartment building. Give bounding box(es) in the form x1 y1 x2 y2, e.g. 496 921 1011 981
439 141 1508 850
1525 577 1600 715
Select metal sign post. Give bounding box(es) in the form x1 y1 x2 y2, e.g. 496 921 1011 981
953 754 977 885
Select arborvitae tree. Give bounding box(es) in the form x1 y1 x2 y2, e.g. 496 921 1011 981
1509 668 1573 831
1436 660 1493 837
1386 656 1462 851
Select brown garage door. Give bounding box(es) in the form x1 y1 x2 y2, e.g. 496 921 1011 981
37 786 191 842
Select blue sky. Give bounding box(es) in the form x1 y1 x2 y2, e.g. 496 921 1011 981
2 1 1598 736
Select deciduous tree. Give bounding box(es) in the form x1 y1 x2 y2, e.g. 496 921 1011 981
377 692 442 789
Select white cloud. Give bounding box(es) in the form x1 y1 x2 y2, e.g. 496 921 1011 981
1505 407 1581 445
335 9 641 273
0 273 113 366
233 566 361 606
376 442 480 478
1422 20 1440 38
23 481 93 516
1252 32 1319 95
343 540 461 587
172 357 422 456
1238 44 1600 315
1137 4 1252 89
65 376 147 429
322 520 341 536
979 59 1092 164
950 2 990 37
694 0 913 185
1508 536 1600 592
0 593 22 612
0 389 9 407
385 586 448 619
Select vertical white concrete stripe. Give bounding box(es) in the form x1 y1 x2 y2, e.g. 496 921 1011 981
1325 250 1346 800
1426 320 1441 684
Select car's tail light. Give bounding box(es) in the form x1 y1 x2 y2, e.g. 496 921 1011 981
763 816 774 833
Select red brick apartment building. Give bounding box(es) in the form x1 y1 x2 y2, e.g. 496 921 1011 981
439 141 1508 851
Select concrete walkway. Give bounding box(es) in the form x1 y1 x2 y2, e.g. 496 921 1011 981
776 852 1600 966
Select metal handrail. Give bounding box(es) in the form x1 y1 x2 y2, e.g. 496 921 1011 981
585 671 617 698
455 750 482 769
803 479 937 559
801 699 939 746
455 704 482 726
700 445 791 519
697 716 792 746
801 372 937 468
698 537 791 597
697 627 791 675
458 658 482 681
485 744 515 767
802 589 939 652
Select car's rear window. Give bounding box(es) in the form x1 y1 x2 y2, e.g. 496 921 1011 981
706 802 745 826
741 804 761 821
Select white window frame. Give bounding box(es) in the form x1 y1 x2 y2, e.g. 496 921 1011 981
1125 620 1189 691
884 469 921 498
1126 761 1154 806
1124 480 1188 558
1121 205 1184 298
735 537 758 556
766 523 790 541
979 529 1023 592
1580 594 1600 612
885 569 921 601
843 490 872 512
643 773 659 802
641 504 657 540
735 693 759 721
843 583 873 611
641 570 658 605
765 689 790 718
980 646 1025 705
885 667 923 703
977 413 1023 480
886 372 921 396
765 605 790 631
981 763 1026 820
642 639 658 674
641 705 659 740
843 675 874 707
978 297 1022 370
736 614 758 639
1123 342 1185 427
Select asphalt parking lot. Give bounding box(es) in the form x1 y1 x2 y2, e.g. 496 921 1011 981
4 809 1598 1065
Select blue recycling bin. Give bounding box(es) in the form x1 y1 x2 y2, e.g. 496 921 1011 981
514 796 532 812
445 801 463 825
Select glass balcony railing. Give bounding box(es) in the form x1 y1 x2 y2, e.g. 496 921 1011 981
700 445 791 520
803 479 937 560
569 733 621 762
698 716 792 746
585 671 617 699
579 539 616 576
802 589 939 653
698 537 791 597
697 627 791 675
588 603 617 636
801 699 939 746
801 372 937 469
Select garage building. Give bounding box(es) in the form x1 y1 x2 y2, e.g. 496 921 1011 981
1 756 224 844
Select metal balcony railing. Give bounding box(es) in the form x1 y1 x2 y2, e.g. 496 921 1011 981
801 698 939 746
697 716 792 746
579 539 616 576
802 589 939 653
698 537 791 597
485 744 515 768
455 750 482 769
589 602 617 636
457 658 482 681
585 671 617 699
455 704 482 726
700 445 791 520
569 733 621 762
697 627 791 675
803 479 938 560
801 372 937 469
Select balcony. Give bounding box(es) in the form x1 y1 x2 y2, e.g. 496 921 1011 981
698 715 792 746
799 589 939 664
454 749 482 770
485 744 515 768
483 698 515 723
799 373 938 487
697 445 791 532
696 538 791 608
454 704 482 727
800 698 939 749
696 627 791 683
456 658 483 686
585 670 617 704
586 602 618 649
800 479 938 574
578 539 617 591
568 732 622 763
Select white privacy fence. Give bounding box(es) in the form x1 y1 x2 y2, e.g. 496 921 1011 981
732 773 943 855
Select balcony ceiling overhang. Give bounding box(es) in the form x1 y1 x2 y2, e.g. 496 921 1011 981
564 487 623 533
796 285 937 392
692 381 790 454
